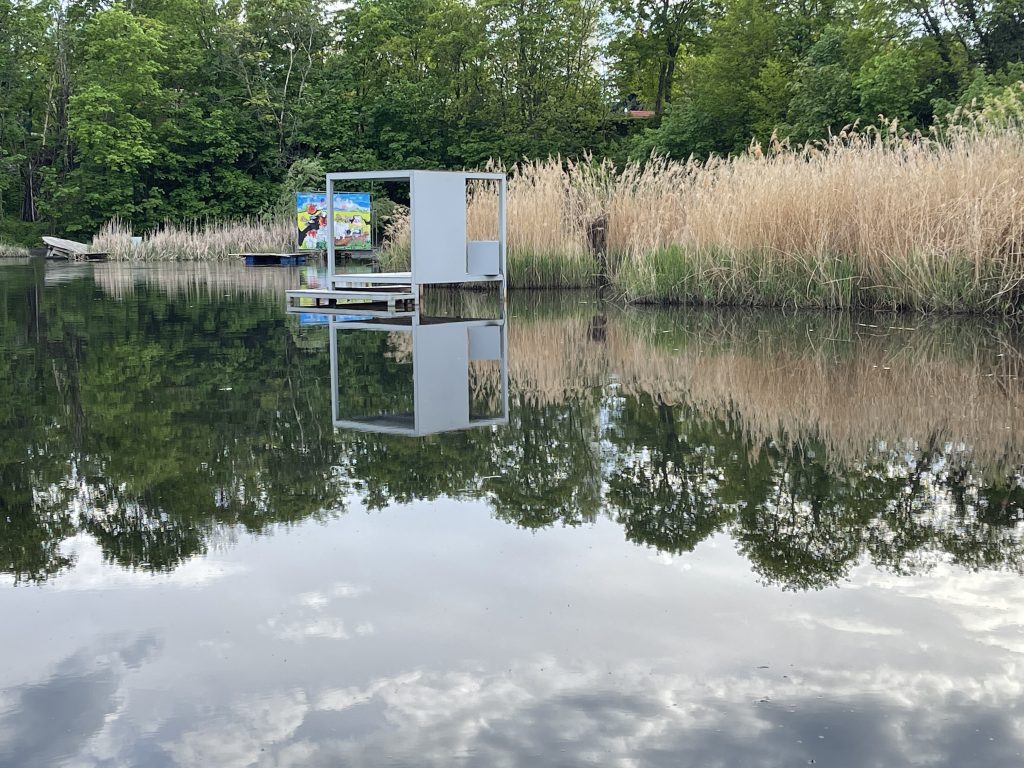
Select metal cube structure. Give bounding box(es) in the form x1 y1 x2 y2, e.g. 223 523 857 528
326 170 506 292
329 314 509 436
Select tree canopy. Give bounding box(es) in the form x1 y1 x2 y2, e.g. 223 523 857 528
0 0 1021 237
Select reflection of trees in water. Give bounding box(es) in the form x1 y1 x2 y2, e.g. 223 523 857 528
0 481 76 584
604 396 1024 590
337 393 604 528
605 397 738 555
0 267 346 582
486 395 603 528
1 268 1023 590
732 444 878 591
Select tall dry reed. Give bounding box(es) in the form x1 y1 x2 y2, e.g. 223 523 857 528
0 242 31 259
380 94 1024 311
93 217 293 261
608 122 1024 311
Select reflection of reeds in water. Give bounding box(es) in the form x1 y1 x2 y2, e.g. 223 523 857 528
507 296 1024 467
93 261 305 299
382 322 506 417
469 360 504 418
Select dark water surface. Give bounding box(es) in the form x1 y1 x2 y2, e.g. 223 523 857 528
2 259 1024 767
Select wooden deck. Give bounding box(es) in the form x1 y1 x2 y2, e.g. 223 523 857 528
42 236 108 262
286 286 417 315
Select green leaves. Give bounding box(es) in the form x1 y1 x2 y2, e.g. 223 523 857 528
1 0 1021 236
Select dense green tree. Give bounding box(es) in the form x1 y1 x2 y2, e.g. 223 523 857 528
0 0 1021 239
608 0 717 117
48 6 167 234
633 0 785 157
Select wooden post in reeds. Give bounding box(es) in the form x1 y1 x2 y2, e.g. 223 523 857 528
586 212 609 287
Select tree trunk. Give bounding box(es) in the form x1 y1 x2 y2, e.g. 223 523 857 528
655 61 668 116
21 159 36 222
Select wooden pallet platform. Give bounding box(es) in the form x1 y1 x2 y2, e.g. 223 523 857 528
330 271 413 288
238 252 309 266
286 287 417 314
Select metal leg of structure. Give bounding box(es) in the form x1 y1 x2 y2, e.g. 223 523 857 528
329 324 339 423
327 178 335 283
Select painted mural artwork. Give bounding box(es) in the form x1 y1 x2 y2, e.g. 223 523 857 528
296 192 372 250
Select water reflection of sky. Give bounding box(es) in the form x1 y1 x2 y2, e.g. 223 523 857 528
3 499 1024 768
4 261 1024 766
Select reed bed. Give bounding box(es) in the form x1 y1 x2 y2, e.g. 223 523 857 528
93 217 293 261
505 296 1024 469
380 103 1024 312
608 124 1024 312
0 242 31 258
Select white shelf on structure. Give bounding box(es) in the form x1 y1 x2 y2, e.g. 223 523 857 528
330 271 413 286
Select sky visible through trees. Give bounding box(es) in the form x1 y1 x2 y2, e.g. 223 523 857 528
0 0 1021 237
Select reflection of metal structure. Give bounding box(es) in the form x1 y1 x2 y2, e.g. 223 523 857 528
329 314 509 436
286 170 506 314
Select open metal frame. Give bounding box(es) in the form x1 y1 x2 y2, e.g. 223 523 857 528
326 170 507 299
329 313 509 437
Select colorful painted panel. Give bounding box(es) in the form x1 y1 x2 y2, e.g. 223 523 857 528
296 192 372 250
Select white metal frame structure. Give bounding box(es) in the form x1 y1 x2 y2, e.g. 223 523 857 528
326 170 507 297
329 314 509 436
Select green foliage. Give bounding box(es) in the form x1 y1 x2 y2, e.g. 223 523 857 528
0 0 1021 236
3 264 1024 587
632 0 787 157
0 216 42 246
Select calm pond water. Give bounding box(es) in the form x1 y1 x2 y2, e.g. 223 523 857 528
2 258 1024 767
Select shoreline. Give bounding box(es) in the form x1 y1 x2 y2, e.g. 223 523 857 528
10 249 1024 316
